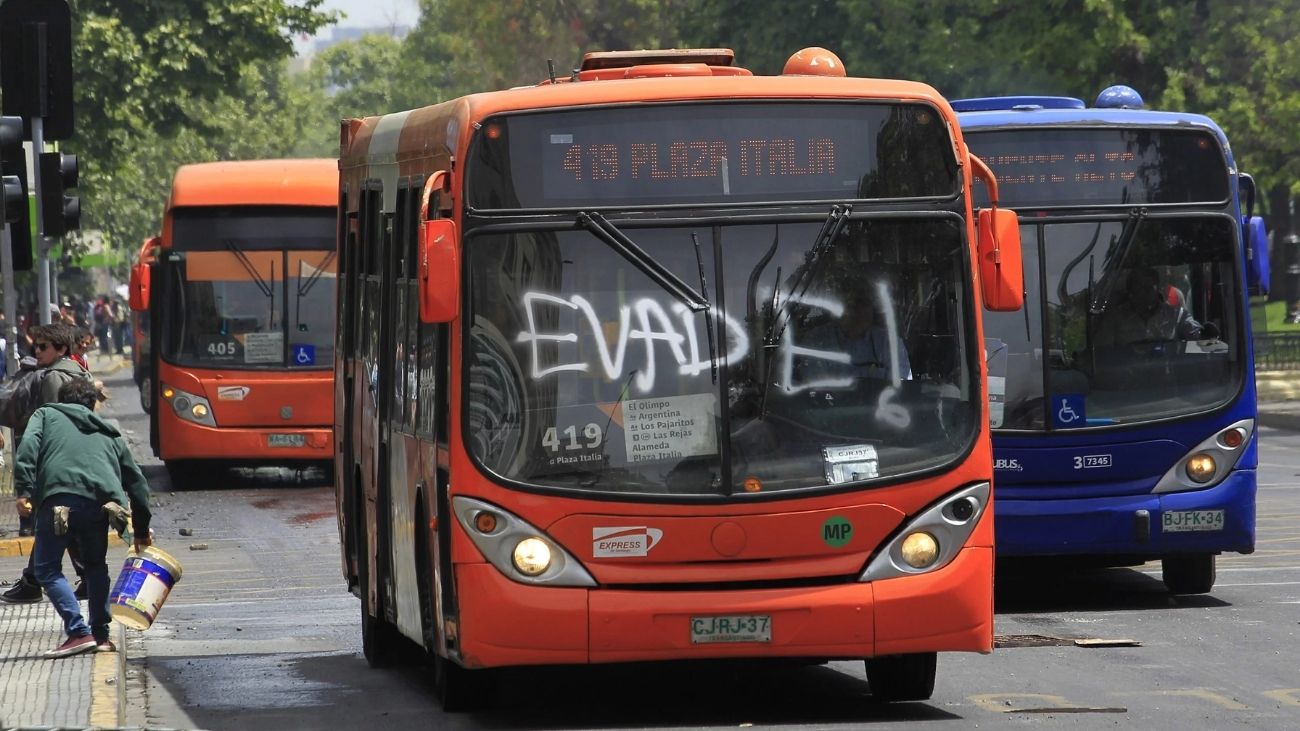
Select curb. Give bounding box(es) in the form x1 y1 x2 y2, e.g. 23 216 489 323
0 531 123 557
1259 409 1300 433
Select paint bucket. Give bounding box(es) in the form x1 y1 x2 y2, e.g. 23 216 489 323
109 546 183 630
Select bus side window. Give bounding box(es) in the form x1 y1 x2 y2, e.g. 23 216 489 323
391 178 410 426
405 175 425 430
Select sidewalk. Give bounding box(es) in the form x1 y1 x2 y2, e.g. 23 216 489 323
0 554 128 728
1257 370 1300 431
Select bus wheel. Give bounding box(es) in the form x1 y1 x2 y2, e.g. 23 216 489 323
164 460 194 489
357 515 408 667
433 653 485 712
1162 553 1216 594
139 376 152 413
865 653 937 702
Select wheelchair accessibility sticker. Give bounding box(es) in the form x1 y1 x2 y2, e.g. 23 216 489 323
1052 394 1086 429
291 344 316 366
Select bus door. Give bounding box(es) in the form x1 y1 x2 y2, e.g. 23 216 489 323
375 189 400 617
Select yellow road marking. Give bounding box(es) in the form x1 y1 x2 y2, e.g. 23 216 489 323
970 693 1082 713
1262 689 1300 706
1115 688 1249 710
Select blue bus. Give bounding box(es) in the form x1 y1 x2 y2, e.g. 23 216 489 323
955 86 1269 594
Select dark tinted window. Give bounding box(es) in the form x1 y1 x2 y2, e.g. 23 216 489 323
966 128 1229 208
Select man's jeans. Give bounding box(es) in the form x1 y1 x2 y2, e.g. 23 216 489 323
32 494 112 642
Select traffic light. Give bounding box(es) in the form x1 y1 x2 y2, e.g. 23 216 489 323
38 150 77 237
0 115 32 269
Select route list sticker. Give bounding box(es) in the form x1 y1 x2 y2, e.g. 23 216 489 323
622 393 717 463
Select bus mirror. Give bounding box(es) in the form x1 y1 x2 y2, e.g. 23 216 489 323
1246 215 1269 296
419 218 459 323
977 208 1024 312
129 263 150 312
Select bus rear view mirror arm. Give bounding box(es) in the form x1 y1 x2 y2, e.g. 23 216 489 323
419 171 459 324
970 154 1025 312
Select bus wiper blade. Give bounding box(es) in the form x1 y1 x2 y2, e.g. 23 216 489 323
767 203 851 346
691 232 718 383
225 240 275 299
577 212 708 312
1089 208 1146 315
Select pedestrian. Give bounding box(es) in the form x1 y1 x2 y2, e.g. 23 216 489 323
70 328 92 371
92 297 112 353
15 378 153 657
111 300 128 355
0 323 94 602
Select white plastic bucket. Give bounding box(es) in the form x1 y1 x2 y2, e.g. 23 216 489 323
109 546 183 630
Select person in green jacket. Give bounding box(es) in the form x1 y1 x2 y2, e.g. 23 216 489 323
16 378 153 658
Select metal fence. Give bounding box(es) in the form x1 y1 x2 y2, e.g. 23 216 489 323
1255 333 1300 371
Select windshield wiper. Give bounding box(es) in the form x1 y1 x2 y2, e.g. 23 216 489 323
766 204 851 347
577 212 708 312
1089 208 1147 315
691 233 718 383
295 251 337 331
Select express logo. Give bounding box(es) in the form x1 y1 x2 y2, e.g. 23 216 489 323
592 526 663 558
994 458 1022 471
217 386 250 401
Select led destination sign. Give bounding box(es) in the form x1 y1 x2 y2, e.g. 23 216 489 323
467 103 959 208
965 128 1229 208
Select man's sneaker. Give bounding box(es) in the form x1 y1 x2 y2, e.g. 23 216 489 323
95 639 117 653
44 634 96 658
73 581 87 600
0 578 42 604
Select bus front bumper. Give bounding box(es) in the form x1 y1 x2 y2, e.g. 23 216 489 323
996 469 1256 557
453 545 992 668
160 415 333 462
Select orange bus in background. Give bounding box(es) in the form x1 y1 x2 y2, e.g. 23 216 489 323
130 236 158 412
129 159 339 483
335 48 1023 708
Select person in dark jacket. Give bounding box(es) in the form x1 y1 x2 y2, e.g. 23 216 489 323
16 378 153 658
1 323 93 603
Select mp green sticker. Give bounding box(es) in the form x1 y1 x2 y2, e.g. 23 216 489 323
822 515 853 547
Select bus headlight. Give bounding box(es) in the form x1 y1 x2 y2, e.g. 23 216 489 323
162 384 217 427
860 482 989 582
1185 454 1216 483
512 538 552 576
900 532 939 568
1153 418 1253 494
452 496 596 587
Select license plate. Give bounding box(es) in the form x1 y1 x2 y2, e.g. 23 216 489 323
1162 509 1224 532
690 615 772 644
267 434 305 448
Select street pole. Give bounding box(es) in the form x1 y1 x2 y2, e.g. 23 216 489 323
31 115 50 325
0 222 18 373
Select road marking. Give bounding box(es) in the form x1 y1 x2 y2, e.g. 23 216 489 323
1263 690 1300 706
1115 689 1248 710
970 693 1083 713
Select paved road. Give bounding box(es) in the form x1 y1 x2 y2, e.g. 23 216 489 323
103 367 1300 730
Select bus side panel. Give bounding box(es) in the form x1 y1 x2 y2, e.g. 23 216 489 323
390 430 423 641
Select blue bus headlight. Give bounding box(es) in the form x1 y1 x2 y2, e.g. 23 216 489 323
1185 454 1217 483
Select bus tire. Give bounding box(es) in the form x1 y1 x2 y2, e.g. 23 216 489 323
1161 553 1216 594
865 652 937 702
357 508 408 668
164 460 194 488
433 653 485 712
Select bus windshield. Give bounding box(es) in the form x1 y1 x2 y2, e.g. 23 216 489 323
984 216 1240 430
466 217 978 497
160 208 336 370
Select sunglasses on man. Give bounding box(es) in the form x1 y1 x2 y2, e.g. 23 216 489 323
33 342 53 352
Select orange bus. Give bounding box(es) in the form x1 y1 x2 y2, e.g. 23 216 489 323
335 48 1023 707
129 159 339 482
